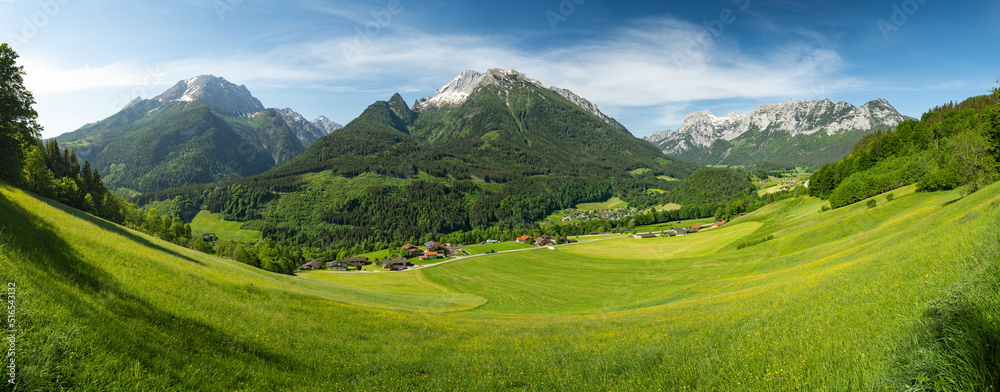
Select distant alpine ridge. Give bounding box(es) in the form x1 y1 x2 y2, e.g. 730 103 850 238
57 75 341 194
645 99 906 167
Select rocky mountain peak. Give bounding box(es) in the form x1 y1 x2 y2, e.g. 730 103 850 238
644 98 906 156
412 68 614 125
153 75 265 118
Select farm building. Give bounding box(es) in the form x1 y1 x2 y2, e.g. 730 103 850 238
381 258 409 271
300 260 322 270
343 256 368 266
633 233 656 239
327 261 351 271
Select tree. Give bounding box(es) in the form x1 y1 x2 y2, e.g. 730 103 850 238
948 130 997 195
0 44 42 184
22 145 56 198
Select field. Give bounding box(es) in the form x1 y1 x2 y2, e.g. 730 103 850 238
575 197 628 211
2 182 999 390
634 217 717 233
190 210 262 242
461 241 536 255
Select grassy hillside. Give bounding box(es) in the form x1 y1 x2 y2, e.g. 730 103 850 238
2 182 998 390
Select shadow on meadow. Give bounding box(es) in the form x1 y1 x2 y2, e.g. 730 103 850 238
0 190 300 390
34 194 206 266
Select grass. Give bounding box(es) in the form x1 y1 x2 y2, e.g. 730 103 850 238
2 181 999 390
190 210 262 242
634 217 717 233
651 203 682 211
461 242 536 255
575 197 628 211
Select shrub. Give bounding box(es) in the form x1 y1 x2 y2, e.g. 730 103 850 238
867 199 877 208
917 168 963 192
887 193 895 202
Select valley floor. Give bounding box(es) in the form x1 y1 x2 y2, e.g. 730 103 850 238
1 182 998 390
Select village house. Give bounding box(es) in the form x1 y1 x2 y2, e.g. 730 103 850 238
380 258 409 271
343 256 368 267
327 260 351 271
300 260 322 270
516 235 533 243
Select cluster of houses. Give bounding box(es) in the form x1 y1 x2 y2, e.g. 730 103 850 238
299 256 370 271
631 221 726 239
515 234 578 247
558 207 641 223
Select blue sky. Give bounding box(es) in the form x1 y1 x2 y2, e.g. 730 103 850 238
3 0 999 139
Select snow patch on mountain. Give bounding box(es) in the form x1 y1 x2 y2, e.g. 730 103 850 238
413 68 614 125
645 99 906 155
153 75 265 118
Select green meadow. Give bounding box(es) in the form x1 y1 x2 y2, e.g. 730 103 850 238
1 182 998 390
190 210 262 242
575 197 628 211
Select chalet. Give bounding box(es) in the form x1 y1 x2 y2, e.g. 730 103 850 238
559 237 577 244
534 237 554 247
343 256 368 266
674 228 689 236
516 235 533 243
327 261 351 271
423 252 439 260
300 260 322 271
691 225 703 231
633 233 656 239
380 258 409 271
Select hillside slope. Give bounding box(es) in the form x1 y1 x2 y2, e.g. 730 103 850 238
2 181 997 390
55 76 340 194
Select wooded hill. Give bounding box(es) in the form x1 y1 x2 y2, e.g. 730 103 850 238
140 77 697 250
55 76 336 196
809 92 1000 208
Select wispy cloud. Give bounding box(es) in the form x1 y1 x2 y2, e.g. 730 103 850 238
25 14 862 135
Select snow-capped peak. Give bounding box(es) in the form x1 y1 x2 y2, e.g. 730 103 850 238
413 68 615 125
153 75 265 118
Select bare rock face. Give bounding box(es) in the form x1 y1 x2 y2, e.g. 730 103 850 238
413 68 614 125
153 75 265 118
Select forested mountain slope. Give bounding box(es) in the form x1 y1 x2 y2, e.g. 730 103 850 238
140 69 697 249
55 75 340 194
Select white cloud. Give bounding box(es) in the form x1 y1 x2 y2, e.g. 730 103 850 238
26 15 860 137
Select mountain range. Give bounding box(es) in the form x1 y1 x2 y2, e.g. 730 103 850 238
645 99 907 167
55 75 341 194
142 68 694 248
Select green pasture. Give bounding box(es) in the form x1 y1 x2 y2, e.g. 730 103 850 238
190 210 262 242
575 197 628 211
2 181 998 390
